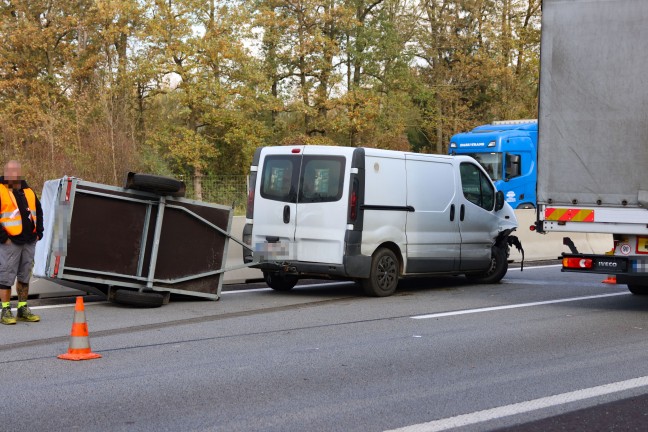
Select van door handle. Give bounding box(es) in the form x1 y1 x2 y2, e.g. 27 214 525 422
450 204 455 221
460 204 465 221
283 205 290 224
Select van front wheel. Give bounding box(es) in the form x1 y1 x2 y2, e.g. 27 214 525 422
362 248 399 297
466 247 508 284
263 271 298 291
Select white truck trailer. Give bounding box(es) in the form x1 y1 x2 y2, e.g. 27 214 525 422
535 0 648 293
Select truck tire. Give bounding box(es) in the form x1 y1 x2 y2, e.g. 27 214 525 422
362 248 399 297
466 246 508 284
627 284 648 295
127 173 185 197
263 271 298 291
113 289 165 308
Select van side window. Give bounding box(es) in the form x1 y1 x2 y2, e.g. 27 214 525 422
460 162 495 211
260 156 298 203
299 156 345 203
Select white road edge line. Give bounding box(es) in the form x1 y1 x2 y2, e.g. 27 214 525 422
411 292 629 320
222 281 352 294
384 375 648 432
28 302 108 310
24 267 563 306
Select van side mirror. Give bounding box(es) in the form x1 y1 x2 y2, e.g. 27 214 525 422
495 190 505 211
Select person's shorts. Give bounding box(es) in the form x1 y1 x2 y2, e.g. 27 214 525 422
0 240 36 287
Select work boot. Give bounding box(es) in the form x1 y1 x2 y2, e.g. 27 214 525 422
17 305 40 322
1 307 16 325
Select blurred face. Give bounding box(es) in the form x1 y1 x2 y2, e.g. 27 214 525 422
4 161 22 189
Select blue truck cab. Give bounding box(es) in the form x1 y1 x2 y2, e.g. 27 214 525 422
449 120 537 209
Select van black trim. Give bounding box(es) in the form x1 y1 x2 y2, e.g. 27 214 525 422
362 205 415 212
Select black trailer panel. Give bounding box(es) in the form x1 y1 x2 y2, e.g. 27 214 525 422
35 177 234 300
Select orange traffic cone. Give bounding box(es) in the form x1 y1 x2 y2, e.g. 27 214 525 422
58 296 102 361
602 275 617 284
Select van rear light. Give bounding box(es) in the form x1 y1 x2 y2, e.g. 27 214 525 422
291 148 301 153
349 179 359 222
246 172 257 219
562 257 593 269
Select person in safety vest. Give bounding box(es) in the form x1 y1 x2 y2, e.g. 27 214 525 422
0 161 43 325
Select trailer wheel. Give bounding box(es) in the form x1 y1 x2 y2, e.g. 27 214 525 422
263 271 298 291
113 289 165 308
126 173 185 197
466 246 508 284
627 284 648 295
362 248 399 297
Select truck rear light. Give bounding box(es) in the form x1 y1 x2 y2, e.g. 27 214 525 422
562 257 593 269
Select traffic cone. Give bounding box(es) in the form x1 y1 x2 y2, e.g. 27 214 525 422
602 275 617 284
58 296 101 361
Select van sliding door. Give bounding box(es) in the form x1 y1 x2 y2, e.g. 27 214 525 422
404 156 461 273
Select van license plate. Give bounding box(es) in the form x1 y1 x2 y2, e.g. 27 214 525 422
254 242 293 261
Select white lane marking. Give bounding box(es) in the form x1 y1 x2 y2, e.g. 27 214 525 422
26 302 108 310
385 375 648 432
411 292 629 320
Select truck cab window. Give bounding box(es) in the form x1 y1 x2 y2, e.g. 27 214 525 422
467 152 502 181
506 154 522 179
460 162 495 211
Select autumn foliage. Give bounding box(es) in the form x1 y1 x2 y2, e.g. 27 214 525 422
0 0 540 192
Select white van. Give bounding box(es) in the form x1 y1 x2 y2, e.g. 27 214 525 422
243 145 519 296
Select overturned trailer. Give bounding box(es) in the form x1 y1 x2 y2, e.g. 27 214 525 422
35 174 247 307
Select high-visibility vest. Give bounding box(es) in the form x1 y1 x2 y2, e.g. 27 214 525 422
0 184 37 236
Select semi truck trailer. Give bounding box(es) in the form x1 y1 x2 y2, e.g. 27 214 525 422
535 0 648 294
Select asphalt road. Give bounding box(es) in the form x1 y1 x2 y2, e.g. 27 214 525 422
3 265 648 431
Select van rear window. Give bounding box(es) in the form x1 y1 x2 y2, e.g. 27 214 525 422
260 156 298 202
259 154 345 204
299 156 345 203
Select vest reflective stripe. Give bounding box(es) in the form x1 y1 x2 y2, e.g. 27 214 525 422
0 185 37 236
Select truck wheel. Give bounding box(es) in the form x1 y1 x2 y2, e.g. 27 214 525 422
627 284 648 295
466 247 508 284
126 173 185 197
113 289 165 308
263 271 298 291
362 248 399 297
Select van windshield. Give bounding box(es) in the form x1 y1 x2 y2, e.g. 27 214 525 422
465 152 502 181
259 155 345 204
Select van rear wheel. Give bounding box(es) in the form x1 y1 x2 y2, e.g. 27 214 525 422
263 271 298 291
362 248 399 297
466 246 508 284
